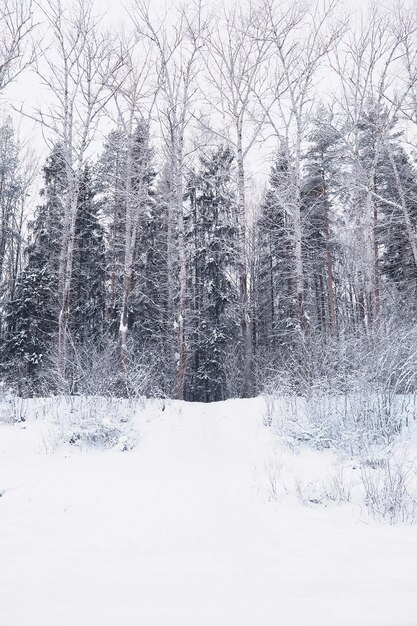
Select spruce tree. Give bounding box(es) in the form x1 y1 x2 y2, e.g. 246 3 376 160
185 146 239 402
70 165 106 347
2 145 65 386
96 129 127 336
380 144 417 308
301 109 341 337
255 147 296 371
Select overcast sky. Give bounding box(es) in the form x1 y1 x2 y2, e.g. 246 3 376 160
1 0 395 208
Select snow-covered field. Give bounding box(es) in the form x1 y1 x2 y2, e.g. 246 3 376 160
1 396 417 626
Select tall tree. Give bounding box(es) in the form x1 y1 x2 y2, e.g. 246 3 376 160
255 146 296 372
98 122 155 366
2 145 65 385
0 117 25 318
134 0 207 399
28 0 124 380
185 145 239 402
69 165 106 347
301 108 341 337
259 0 342 334
202 3 271 397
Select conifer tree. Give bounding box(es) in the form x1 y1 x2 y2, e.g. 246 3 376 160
380 145 417 309
97 129 127 336
2 145 65 385
185 146 239 402
70 165 106 347
301 110 341 337
255 147 296 371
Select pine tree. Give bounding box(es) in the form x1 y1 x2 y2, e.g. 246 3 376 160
131 174 168 352
69 165 106 347
185 146 239 402
128 122 158 342
348 102 417 322
97 129 127 336
301 109 341 337
97 123 159 393
380 144 417 308
2 145 65 386
255 147 296 371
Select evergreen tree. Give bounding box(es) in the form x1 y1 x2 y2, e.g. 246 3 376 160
98 123 156 341
380 145 417 308
70 165 106 346
185 146 239 402
255 146 296 371
349 102 417 320
2 145 65 385
96 129 127 335
301 109 341 337
129 122 158 341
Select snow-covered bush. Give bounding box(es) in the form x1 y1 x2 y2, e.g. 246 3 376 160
0 383 27 423
361 454 417 524
294 467 352 507
323 466 352 504
261 319 417 452
50 396 138 450
295 479 328 506
265 385 416 453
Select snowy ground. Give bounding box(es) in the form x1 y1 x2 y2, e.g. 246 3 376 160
1 396 417 626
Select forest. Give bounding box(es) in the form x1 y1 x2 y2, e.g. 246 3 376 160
1 0 417 405
3 2 417 620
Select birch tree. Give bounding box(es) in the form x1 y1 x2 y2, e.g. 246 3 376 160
202 3 271 397
0 0 35 93
107 36 157 367
331 5 414 326
382 6 417 275
260 0 342 333
28 0 125 378
133 0 207 399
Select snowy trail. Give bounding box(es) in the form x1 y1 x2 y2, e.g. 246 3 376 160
1 398 417 625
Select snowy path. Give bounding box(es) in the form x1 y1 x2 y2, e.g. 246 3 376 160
1 398 417 625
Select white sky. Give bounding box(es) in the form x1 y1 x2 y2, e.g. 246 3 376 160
0 0 399 212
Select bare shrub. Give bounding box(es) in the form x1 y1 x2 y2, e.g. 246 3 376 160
361 454 417 524
38 339 167 400
295 478 328 506
261 321 417 452
263 457 284 502
0 383 27 423
323 467 352 504
51 396 138 451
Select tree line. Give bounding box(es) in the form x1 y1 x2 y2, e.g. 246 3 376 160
1 0 417 401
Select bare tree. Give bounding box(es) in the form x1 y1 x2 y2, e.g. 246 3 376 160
331 3 416 327
201 2 272 397
382 6 417 271
109 36 157 366
0 0 35 93
25 0 125 378
133 0 207 399
259 0 343 333
0 119 38 321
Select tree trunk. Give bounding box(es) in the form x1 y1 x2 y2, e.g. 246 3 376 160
175 153 187 401
58 173 79 381
236 123 253 398
323 174 337 337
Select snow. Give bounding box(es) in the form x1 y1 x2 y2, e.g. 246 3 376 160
1 396 417 625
